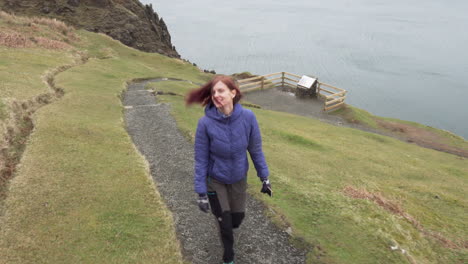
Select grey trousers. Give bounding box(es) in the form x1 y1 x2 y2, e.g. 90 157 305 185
207 177 247 262
207 177 247 213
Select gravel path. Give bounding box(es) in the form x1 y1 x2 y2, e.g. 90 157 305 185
123 79 306 264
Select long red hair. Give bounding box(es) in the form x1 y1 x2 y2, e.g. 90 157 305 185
186 75 242 106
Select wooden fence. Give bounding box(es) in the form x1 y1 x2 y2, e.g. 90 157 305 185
238 71 347 111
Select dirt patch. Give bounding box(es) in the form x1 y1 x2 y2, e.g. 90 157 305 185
376 119 468 158
343 186 465 250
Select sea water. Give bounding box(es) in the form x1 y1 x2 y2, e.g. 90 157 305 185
142 0 468 139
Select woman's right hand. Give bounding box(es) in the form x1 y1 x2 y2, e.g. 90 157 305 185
197 194 210 213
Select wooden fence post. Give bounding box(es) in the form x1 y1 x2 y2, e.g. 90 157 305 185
281 72 285 87
261 76 264 90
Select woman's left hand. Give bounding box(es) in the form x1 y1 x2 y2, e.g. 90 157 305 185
261 179 272 197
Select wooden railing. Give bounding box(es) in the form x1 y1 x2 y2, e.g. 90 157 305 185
238 71 347 111
238 72 283 92
318 82 347 111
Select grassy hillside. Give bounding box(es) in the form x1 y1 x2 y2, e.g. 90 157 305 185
331 105 468 157
0 11 80 200
149 81 467 264
0 11 209 263
1 11 467 264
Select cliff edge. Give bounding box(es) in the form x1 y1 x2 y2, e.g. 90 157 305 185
0 0 180 58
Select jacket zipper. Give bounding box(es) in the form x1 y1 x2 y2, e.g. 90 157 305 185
228 116 233 182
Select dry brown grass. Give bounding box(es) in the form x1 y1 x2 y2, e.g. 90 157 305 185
31 16 80 42
33 36 72 49
31 17 71 33
0 11 79 48
1 11 73 31
0 10 13 21
343 185 406 216
0 31 32 48
343 186 465 250
376 119 468 158
0 32 72 49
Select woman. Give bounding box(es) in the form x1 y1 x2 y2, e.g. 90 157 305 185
186 75 272 264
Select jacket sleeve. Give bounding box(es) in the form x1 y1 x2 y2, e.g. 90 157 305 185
247 112 269 180
194 118 210 194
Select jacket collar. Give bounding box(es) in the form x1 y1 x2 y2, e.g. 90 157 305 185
205 103 243 122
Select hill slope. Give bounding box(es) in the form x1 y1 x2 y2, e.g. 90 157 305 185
0 12 467 264
0 11 205 263
0 0 180 57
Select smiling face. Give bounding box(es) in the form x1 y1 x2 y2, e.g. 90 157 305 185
211 81 237 109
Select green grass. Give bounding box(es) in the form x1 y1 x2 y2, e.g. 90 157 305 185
331 105 379 128
0 47 74 100
155 82 468 264
332 104 468 150
0 24 213 263
382 116 468 149
0 99 7 120
146 80 196 96
272 130 326 151
1 13 467 264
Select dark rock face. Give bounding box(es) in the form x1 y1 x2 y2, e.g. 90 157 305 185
67 0 79 7
0 0 180 58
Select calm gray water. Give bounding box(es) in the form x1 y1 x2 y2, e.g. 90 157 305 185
142 0 468 139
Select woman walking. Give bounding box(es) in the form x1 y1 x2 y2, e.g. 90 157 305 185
186 75 272 264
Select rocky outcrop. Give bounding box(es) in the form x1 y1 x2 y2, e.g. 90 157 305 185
0 0 180 58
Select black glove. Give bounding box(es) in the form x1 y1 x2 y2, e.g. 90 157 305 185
261 179 272 197
197 193 209 213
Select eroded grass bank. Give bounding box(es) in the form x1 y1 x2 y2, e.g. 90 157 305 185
0 10 82 204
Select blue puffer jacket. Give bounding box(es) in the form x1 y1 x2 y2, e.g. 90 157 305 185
194 103 269 194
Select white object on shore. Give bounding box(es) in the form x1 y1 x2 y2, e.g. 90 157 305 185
297 75 317 89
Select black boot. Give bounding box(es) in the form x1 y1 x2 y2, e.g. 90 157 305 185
231 212 245 229
219 211 234 263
